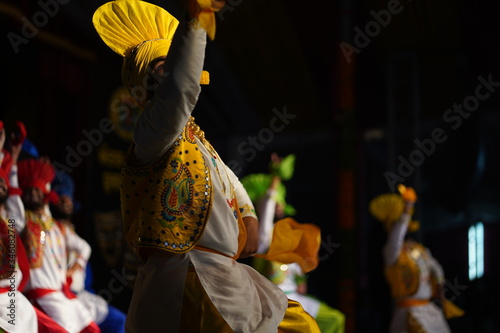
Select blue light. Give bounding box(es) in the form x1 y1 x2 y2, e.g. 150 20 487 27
476 222 484 279
468 222 484 280
468 225 476 281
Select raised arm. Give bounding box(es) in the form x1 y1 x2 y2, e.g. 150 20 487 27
383 201 414 267
6 143 25 233
63 224 91 275
255 176 280 254
132 18 207 165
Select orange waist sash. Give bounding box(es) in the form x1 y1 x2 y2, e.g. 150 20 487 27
397 299 430 308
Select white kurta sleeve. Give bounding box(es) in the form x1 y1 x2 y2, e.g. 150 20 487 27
6 165 26 233
383 213 411 267
227 166 257 220
63 224 92 269
255 189 277 254
133 23 207 165
426 248 445 285
125 21 208 332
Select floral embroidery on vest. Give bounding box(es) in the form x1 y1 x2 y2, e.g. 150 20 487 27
121 123 212 254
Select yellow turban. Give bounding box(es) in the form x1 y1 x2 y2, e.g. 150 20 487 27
93 0 179 105
369 193 405 231
369 190 420 232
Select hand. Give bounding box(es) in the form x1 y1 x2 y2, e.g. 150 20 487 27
271 152 282 164
296 282 307 295
398 184 417 202
239 216 258 258
9 141 22 165
269 152 283 176
435 283 445 303
211 0 225 11
66 263 83 278
188 0 225 17
403 200 415 214
270 175 281 191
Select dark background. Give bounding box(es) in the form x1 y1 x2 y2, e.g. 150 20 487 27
1 0 500 331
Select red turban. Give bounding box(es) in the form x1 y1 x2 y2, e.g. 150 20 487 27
17 159 55 195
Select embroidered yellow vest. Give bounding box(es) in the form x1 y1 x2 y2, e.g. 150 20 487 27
384 241 426 299
121 123 212 255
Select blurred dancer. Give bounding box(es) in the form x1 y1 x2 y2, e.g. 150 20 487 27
51 170 126 333
18 158 99 333
369 185 464 333
242 153 346 333
0 124 67 333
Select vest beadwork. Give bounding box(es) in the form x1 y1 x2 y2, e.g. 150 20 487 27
121 124 212 254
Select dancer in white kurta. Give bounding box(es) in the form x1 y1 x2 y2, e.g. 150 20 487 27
118 20 289 333
17 158 99 333
1 124 69 333
93 0 320 332
51 169 126 333
22 210 98 333
383 208 450 333
369 186 460 333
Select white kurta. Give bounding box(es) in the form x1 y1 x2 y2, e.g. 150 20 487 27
125 19 288 333
383 214 450 333
23 214 94 333
68 232 109 325
126 152 288 332
187 144 288 331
